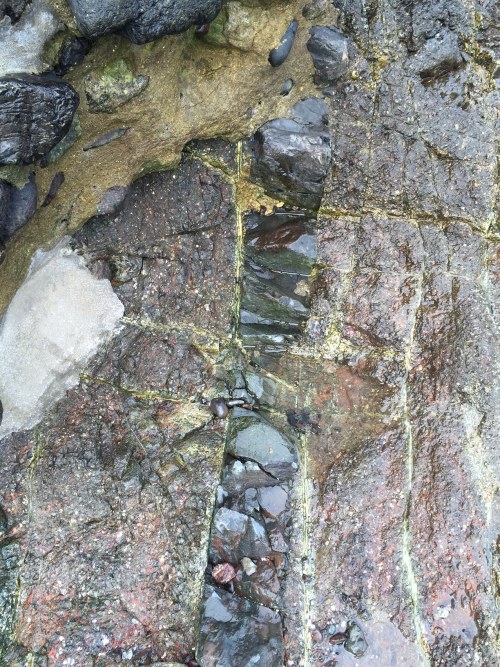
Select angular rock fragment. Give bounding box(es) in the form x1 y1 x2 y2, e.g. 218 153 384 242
54 35 91 76
251 98 331 210
85 59 149 113
227 411 298 479
199 586 283 666
307 25 350 83
0 75 79 166
68 0 223 44
220 460 279 496
209 507 271 565
241 206 317 346
233 558 281 607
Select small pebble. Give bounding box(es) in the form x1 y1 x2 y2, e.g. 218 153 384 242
269 20 298 67
83 127 129 151
42 171 64 207
280 79 294 96
209 397 229 418
195 23 210 37
241 557 257 576
212 562 237 584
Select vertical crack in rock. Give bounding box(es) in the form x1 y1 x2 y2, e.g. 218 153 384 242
400 223 429 661
197 99 326 664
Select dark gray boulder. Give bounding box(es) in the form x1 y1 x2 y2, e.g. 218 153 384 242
66 0 137 39
0 75 79 166
67 0 223 43
307 25 350 83
251 98 331 210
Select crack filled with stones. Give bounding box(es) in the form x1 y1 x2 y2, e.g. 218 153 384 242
196 96 332 665
197 208 317 665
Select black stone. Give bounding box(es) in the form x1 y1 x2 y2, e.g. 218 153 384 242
210 397 229 419
251 98 331 210
0 75 79 166
0 173 37 242
67 0 223 44
54 36 91 76
41 172 64 207
280 79 294 96
269 20 298 67
209 508 272 565
307 25 350 83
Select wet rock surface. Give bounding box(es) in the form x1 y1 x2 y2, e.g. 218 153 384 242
0 75 79 165
0 1 499 665
251 97 332 210
68 0 223 43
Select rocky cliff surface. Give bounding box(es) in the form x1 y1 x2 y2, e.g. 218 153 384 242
0 1 498 666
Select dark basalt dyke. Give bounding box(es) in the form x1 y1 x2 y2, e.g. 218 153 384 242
0 75 79 166
241 208 317 348
198 409 297 666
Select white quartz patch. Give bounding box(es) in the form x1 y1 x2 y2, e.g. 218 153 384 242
0 1 61 77
0 241 124 437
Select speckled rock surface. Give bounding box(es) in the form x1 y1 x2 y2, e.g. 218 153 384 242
0 0 498 665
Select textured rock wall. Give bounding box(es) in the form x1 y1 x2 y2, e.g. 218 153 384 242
0 0 498 666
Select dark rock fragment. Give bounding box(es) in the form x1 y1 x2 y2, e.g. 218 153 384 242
258 485 288 519
0 397 3 426
54 35 91 76
227 411 298 479
0 75 79 166
67 0 223 44
41 171 64 207
0 172 36 242
234 557 281 607
251 98 331 209
209 507 272 565
412 31 463 80
307 25 350 84
345 620 368 657
269 20 298 67
96 185 129 215
82 127 128 151
280 78 293 96
220 460 279 497
209 398 229 419
199 585 283 665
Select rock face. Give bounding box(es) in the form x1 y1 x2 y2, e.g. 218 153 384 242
68 0 223 43
0 1 498 666
0 75 79 165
